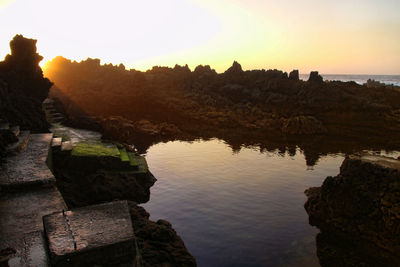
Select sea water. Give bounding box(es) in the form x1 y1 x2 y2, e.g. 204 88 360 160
142 139 361 266
299 74 400 86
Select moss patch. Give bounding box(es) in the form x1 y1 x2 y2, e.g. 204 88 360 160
128 152 139 166
119 148 130 162
71 142 120 157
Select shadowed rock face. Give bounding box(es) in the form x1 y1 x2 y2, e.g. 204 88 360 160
44 56 400 157
52 148 156 208
128 203 197 267
304 154 400 266
0 35 52 133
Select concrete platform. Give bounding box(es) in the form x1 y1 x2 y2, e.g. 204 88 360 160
43 201 136 266
0 133 55 191
0 186 67 240
0 186 66 266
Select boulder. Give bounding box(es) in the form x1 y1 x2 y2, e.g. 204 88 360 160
128 203 197 266
304 154 400 265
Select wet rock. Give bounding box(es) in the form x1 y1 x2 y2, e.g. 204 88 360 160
308 71 323 83
281 116 327 135
304 154 400 265
128 203 197 267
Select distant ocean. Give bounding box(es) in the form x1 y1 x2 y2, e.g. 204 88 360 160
299 74 400 86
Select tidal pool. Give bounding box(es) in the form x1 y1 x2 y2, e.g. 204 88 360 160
141 139 393 267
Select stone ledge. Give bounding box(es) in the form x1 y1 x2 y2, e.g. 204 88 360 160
349 153 400 171
0 133 55 191
43 200 136 266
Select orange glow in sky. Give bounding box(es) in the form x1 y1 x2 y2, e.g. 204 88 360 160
0 0 399 74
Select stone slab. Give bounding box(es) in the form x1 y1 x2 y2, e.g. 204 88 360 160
43 200 136 266
0 186 67 241
3 231 50 267
52 137 62 147
61 141 72 151
0 133 55 191
350 153 400 171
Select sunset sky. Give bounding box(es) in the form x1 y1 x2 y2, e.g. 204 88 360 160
0 0 399 74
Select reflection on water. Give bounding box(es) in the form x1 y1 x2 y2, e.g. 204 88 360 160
142 139 346 267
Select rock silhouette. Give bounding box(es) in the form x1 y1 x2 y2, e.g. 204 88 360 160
0 35 52 134
43 56 400 159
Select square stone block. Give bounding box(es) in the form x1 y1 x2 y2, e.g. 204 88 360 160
43 200 135 266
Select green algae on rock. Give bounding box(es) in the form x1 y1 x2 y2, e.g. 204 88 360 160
71 142 120 158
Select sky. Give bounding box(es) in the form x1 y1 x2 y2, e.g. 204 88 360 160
0 0 399 74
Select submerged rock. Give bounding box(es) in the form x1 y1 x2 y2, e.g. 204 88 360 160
304 154 400 266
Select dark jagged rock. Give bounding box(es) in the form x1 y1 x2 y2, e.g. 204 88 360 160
43 54 400 159
281 116 327 135
0 35 52 134
128 202 197 267
289 69 299 80
308 71 323 83
224 61 243 75
52 149 156 207
304 154 400 266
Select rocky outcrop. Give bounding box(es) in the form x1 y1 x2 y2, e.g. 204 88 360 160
224 61 243 75
0 35 52 133
289 69 299 80
281 116 327 135
364 79 386 88
129 203 197 267
100 117 182 141
52 149 156 207
304 154 400 266
308 71 323 83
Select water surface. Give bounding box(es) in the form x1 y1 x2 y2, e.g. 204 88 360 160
142 139 350 266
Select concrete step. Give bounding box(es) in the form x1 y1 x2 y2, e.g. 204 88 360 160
0 133 55 191
51 137 62 147
6 130 30 156
43 201 136 266
61 141 72 151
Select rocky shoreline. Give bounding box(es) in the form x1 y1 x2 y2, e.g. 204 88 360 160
0 35 196 266
44 57 400 152
304 154 400 266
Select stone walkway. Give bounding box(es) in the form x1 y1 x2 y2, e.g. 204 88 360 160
0 134 56 191
0 132 67 266
1 103 138 266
